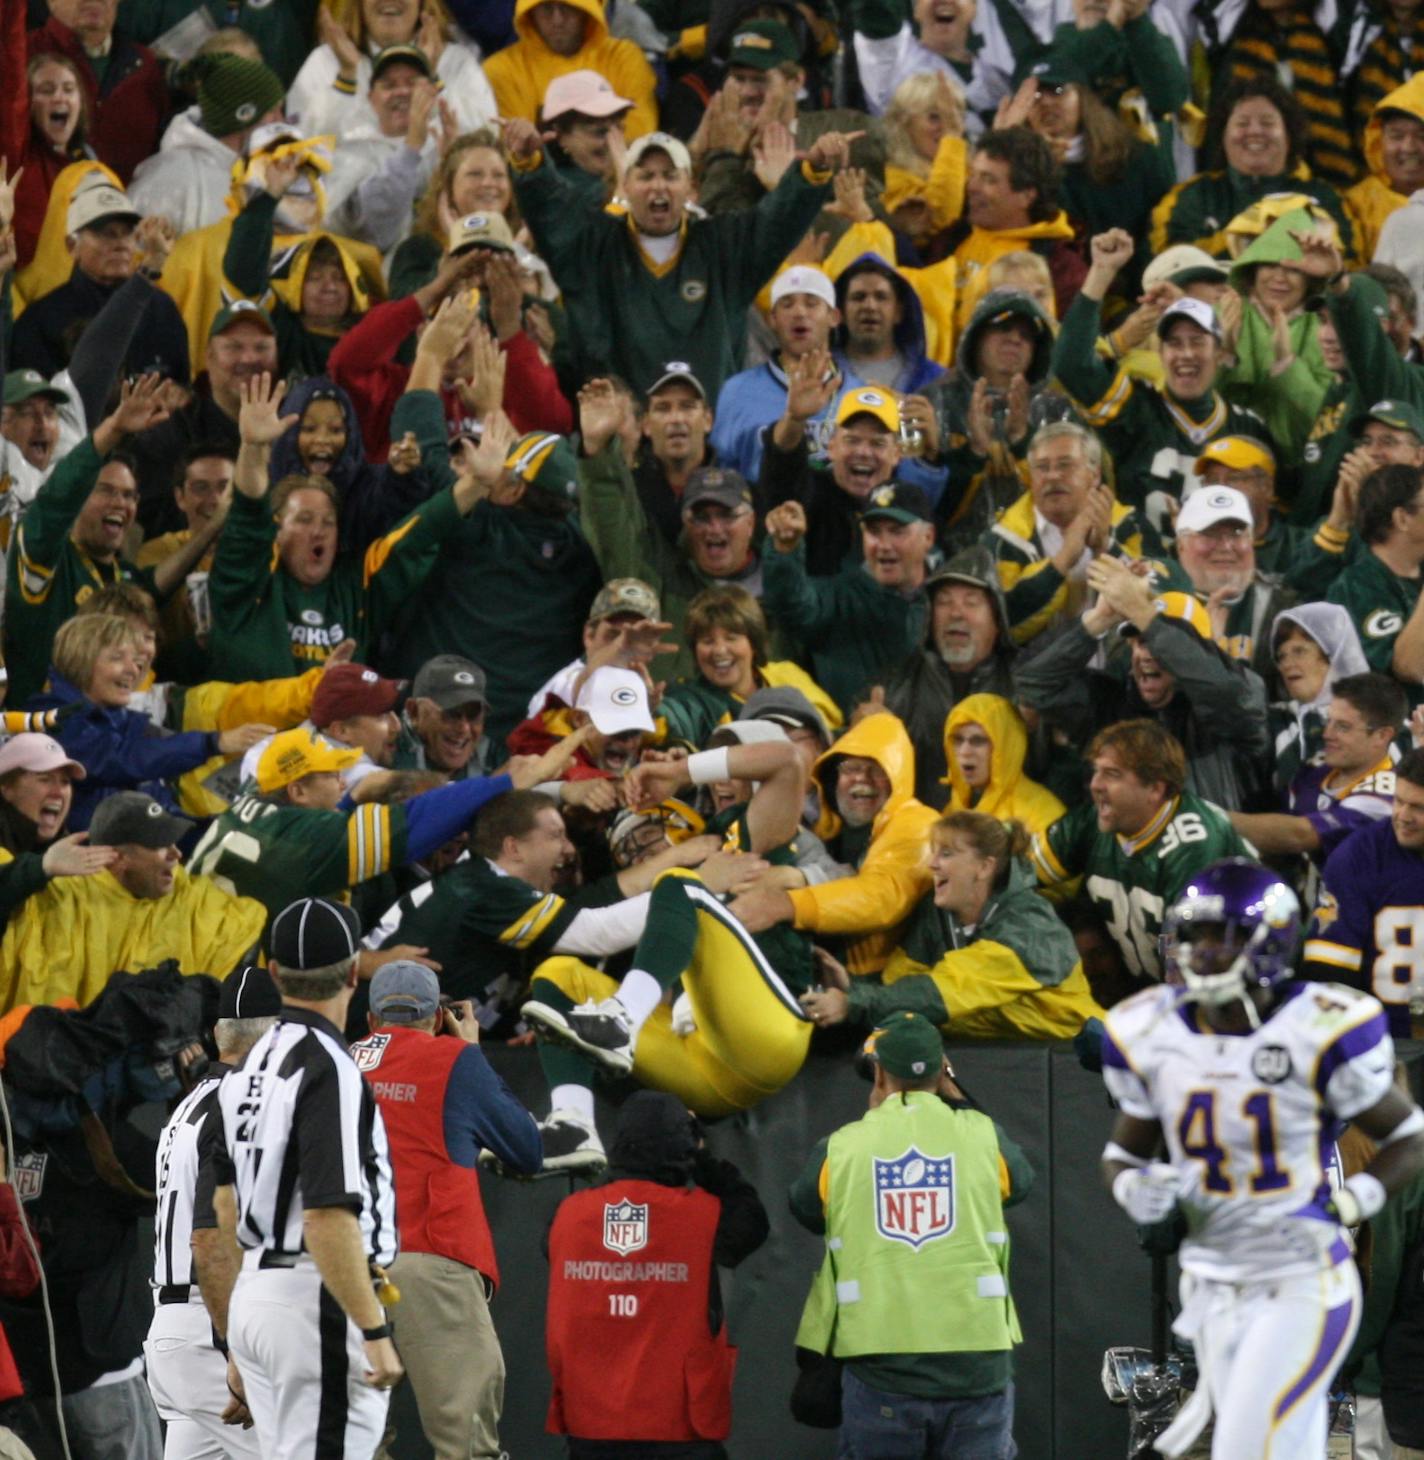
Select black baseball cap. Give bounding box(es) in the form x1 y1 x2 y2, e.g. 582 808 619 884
218 965 283 1019
412 654 488 710
89 791 194 848
860 481 933 525
269 897 361 970
683 466 753 513
370 43 434 81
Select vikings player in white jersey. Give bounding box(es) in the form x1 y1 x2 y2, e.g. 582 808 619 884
1099 858 1424 1460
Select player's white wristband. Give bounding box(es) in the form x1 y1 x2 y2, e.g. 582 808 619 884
1103 1142 1147 1169
1333 1171 1387 1228
686 748 731 786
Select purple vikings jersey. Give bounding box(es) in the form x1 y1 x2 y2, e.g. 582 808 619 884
1287 757 1395 865
1306 816 1424 1038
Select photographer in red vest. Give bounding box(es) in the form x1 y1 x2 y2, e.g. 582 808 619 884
351 961 541 1460
544 1091 769 1458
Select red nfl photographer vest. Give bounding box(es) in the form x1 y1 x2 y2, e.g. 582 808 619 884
353 1028 498 1286
545 1179 736 1442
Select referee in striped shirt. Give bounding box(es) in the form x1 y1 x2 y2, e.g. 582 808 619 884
147 964 280 1460
209 898 402 1460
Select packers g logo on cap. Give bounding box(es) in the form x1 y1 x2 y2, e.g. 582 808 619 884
463 214 488 229
610 686 639 707
146 802 162 818
236 102 257 123
856 390 886 406
666 360 692 373
1207 490 1236 508
454 671 475 685
871 485 896 507
361 669 378 683
734 29 773 46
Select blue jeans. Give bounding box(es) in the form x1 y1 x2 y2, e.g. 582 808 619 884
838 1370 1017 1460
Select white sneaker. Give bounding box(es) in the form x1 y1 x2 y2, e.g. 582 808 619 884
521 996 635 1075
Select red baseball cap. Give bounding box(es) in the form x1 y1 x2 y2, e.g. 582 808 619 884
310 663 402 729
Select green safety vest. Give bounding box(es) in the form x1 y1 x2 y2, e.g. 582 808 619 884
796 1092 1021 1358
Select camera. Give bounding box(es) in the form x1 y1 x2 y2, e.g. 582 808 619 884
151 1035 209 1085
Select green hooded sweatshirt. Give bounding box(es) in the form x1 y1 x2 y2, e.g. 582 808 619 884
1220 210 1336 457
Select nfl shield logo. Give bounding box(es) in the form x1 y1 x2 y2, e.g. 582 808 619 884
603 1199 648 1255
873 1148 955 1249
13 1153 45 1202
351 1034 390 1071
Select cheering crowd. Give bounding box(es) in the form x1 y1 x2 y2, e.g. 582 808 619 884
3 0 1424 1451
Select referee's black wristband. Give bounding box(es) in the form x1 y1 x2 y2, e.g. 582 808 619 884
361 1322 392 1341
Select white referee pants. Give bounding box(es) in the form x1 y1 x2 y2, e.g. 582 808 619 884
229 1263 389 1460
145 1298 262 1460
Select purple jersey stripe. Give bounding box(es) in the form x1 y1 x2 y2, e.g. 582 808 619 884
1273 1295 1355 1422
1313 1012 1389 1098
1100 1028 1130 1072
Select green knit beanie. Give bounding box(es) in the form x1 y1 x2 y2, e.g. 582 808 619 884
196 54 285 138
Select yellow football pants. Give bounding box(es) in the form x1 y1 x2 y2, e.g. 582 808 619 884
532 876 811 1118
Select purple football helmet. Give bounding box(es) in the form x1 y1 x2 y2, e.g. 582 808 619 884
1162 858 1301 1008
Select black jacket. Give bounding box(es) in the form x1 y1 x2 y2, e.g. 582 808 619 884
1012 618 1270 812
756 436 866 578
11 267 189 387
128 383 240 537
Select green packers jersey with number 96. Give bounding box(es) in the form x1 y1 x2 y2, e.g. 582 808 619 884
1029 793 1253 981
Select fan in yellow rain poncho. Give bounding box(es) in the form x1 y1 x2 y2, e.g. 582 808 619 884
785 710 939 976
158 125 385 370
0 832 265 1015
941 694 1064 837
482 0 659 138
837 807 1104 1041
1345 74 1424 261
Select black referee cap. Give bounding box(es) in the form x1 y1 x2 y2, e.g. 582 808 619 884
269 897 361 971
218 965 282 1019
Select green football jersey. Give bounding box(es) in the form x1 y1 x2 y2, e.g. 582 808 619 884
188 792 409 921
1328 551 1424 708
371 857 625 1019
708 803 815 996
1029 792 1252 980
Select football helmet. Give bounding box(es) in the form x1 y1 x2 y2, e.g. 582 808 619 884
607 797 705 869
1162 858 1300 1010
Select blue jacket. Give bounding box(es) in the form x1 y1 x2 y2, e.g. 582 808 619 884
712 353 950 505
832 253 945 397
27 674 217 831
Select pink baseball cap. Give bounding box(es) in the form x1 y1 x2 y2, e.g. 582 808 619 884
542 69 632 122
0 733 86 779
